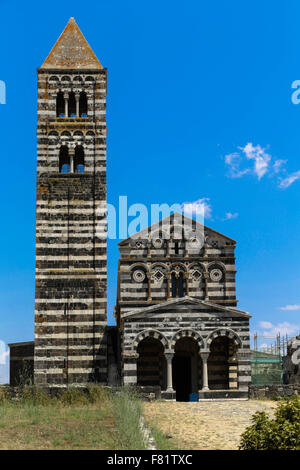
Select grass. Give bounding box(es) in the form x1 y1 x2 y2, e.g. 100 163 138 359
0 385 148 450
112 387 147 450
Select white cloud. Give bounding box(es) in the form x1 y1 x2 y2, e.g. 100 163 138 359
224 143 299 188
223 212 238 221
279 304 300 311
181 198 212 219
259 321 273 329
0 342 9 384
273 159 287 174
224 152 250 178
279 170 300 189
258 321 300 337
240 143 271 180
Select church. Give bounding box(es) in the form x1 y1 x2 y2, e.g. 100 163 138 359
9 18 251 401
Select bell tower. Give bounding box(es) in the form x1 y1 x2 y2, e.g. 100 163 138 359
34 18 107 387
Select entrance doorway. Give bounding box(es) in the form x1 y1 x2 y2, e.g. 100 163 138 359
172 337 199 401
173 355 191 401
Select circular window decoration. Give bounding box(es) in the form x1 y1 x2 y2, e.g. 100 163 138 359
210 268 223 282
152 238 163 249
135 241 143 249
132 269 146 283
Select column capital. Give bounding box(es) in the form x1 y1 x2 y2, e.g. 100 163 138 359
200 351 210 360
164 351 174 361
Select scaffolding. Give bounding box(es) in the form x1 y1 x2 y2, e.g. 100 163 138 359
250 332 300 385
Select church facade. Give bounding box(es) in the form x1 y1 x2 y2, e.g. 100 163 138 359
115 213 251 400
9 18 251 400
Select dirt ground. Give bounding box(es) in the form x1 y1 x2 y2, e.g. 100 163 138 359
143 399 276 450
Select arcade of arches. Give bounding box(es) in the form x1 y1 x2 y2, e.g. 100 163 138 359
136 333 239 401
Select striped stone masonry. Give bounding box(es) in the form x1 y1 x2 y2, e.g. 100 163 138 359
116 215 251 399
34 19 107 387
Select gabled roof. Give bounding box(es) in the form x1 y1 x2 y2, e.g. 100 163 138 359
41 17 103 70
122 296 250 319
119 212 236 246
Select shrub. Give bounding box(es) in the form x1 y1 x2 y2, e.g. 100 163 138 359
0 387 9 405
20 386 51 406
240 395 300 450
59 387 89 406
87 385 110 404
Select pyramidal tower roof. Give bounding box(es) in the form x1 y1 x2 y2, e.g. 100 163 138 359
41 17 103 70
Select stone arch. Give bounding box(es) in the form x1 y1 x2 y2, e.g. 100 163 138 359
207 261 226 272
129 262 149 273
170 262 187 273
188 262 206 272
150 262 167 271
132 329 169 351
170 329 204 350
206 328 242 348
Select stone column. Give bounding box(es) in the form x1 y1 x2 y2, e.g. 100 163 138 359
203 272 209 300
69 149 75 173
166 239 170 258
147 272 152 301
166 273 171 299
123 351 139 385
75 93 80 117
200 351 210 390
64 93 69 117
185 272 190 296
165 352 174 392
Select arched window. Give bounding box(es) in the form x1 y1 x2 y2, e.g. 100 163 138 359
68 92 76 117
74 146 84 173
56 92 64 117
59 146 70 173
171 272 185 298
79 91 88 117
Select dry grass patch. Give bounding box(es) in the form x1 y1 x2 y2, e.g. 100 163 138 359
143 399 276 450
0 402 116 450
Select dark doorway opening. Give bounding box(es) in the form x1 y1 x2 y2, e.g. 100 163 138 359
173 336 199 401
173 355 191 401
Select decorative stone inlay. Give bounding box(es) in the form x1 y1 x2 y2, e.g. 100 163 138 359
152 269 164 283
135 241 144 249
133 269 146 283
152 238 164 249
192 269 202 281
210 268 223 282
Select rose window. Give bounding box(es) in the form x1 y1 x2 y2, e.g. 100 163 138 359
210 268 223 282
133 269 146 283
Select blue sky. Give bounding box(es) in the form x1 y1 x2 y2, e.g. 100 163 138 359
1 0 300 382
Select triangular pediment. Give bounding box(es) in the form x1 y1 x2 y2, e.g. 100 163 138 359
41 17 103 70
119 212 236 246
122 297 250 320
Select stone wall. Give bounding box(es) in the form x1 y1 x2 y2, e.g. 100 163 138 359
250 384 300 399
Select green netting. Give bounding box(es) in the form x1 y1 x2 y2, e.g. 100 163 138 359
251 350 283 385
